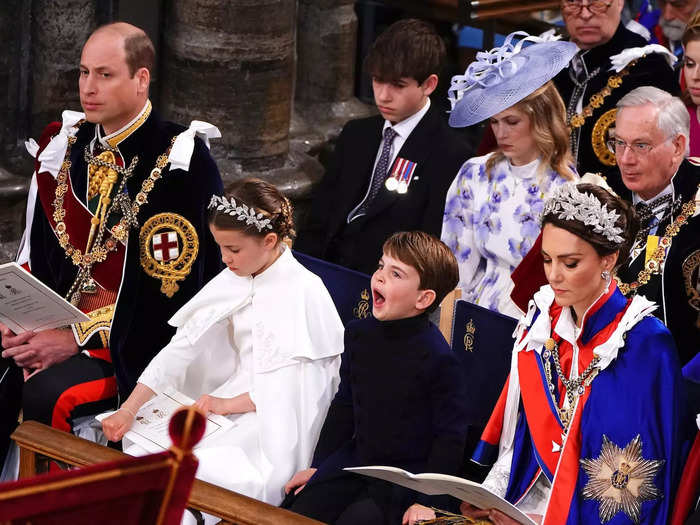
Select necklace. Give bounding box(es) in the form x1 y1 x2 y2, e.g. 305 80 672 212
52 128 175 305
542 336 600 431
567 60 636 130
617 198 696 296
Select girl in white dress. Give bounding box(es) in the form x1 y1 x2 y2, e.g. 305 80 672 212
101 178 344 511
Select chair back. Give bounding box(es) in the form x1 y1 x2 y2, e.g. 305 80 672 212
0 407 205 525
449 300 517 426
293 250 372 325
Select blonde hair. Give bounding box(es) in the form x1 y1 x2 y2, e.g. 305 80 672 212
485 81 576 181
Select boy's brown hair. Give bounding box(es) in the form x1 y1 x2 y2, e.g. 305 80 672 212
363 18 446 85
382 231 458 313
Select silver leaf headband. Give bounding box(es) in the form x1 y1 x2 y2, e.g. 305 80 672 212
542 183 625 244
208 195 273 232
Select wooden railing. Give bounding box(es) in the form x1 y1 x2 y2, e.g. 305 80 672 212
11 421 324 525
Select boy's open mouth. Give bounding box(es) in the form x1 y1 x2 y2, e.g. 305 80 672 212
372 288 385 307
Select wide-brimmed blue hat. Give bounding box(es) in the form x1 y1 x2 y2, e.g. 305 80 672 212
448 31 579 127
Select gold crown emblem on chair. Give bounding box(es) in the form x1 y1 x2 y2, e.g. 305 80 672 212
464 318 476 352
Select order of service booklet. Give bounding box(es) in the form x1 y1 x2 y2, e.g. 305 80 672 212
0 262 89 333
344 466 536 525
96 388 236 453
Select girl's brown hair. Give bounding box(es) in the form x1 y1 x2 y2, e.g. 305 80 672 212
485 81 576 181
208 178 295 241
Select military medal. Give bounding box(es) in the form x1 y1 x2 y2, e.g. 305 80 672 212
385 177 399 192
385 157 417 194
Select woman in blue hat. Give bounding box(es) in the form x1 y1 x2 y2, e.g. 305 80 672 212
441 33 579 318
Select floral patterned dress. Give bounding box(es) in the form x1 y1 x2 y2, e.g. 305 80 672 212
441 153 572 318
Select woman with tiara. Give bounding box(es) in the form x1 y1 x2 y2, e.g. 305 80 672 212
406 183 687 524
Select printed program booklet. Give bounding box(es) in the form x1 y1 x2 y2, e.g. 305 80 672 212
344 466 536 525
96 388 236 453
0 262 89 333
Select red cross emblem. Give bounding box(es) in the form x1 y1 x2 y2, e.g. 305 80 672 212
152 231 180 262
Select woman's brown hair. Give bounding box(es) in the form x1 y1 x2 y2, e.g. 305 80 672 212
681 11 700 105
541 183 640 270
485 81 576 181
208 178 295 242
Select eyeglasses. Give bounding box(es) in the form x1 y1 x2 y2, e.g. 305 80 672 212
561 0 614 15
606 137 672 156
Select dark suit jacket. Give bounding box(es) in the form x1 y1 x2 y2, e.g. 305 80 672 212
553 23 678 195
616 159 700 366
295 103 471 275
307 314 469 516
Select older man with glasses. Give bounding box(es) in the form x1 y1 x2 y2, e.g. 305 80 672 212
611 86 699 367
553 0 678 193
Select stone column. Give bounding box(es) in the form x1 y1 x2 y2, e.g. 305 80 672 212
294 0 374 146
0 0 30 175
1 0 99 262
160 0 322 199
30 0 97 138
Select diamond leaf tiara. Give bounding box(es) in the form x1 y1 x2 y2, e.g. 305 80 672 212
208 195 273 232
542 183 625 244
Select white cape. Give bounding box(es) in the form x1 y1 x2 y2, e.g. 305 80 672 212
136 247 344 505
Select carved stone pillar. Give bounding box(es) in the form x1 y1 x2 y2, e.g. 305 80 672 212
160 0 322 198
294 0 374 146
0 0 30 175
30 0 97 138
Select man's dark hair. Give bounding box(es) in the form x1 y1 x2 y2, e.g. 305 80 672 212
363 18 446 84
123 31 155 77
93 23 155 77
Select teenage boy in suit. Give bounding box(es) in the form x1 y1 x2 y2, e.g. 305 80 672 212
295 19 471 275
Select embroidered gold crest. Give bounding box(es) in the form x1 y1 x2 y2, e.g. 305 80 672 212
463 318 476 352
683 249 700 310
353 289 371 319
139 213 199 298
591 109 617 167
682 249 700 327
580 434 664 524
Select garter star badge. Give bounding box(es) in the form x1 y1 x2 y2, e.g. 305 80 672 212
580 434 664 524
139 213 199 298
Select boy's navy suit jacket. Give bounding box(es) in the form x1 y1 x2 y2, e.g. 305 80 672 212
296 103 471 275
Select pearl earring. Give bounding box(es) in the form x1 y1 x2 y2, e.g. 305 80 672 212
601 270 611 281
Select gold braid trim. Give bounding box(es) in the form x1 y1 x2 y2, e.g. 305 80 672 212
616 198 697 296
73 304 115 346
568 59 637 130
51 125 175 305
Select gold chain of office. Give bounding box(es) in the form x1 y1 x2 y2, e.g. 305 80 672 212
51 129 174 304
616 198 696 296
567 59 637 130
